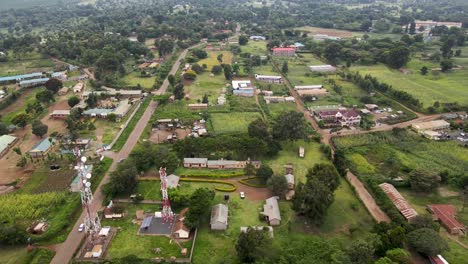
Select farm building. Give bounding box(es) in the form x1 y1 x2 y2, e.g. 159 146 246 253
294 85 323 90
255 74 283 83
309 65 336 72
29 137 53 158
422 130 441 140
295 88 329 97
364 104 379 111
427 204 466 235
82 108 113 118
293 42 305 50
314 108 361 127
428 255 450 264
103 206 124 219
173 208 190 239
19 78 49 88
232 80 255 97
0 135 18 158
73 82 84 93
58 87 69 95
183 158 208 168
299 146 305 158
166 174 180 188
262 197 281 226
0 72 43 84
272 47 296 57
112 99 132 121
210 204 228 230
411 120 450 133
379 183 418 222
50 110 70 119
188 103 208 110
249 36 266 41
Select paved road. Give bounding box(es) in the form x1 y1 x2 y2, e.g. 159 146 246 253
50 45 195 264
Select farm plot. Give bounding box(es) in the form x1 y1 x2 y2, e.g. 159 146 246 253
0 52 56 76
295 26 362 38
265 102 297 119
351 62 468 107
208 112 262 134
121 71 155 90
18 161 75 194
241 40 268 56
333 130 468 182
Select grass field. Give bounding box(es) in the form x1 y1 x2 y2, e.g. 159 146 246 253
121 71 155 90
351 61 468 107
0 53 55 76
198 51 233 69
241 40 268 56
296 26 363 38
18 160 75 194
208 112 262 134
265 102 297 119
103 204 191 259
264 140 329 182
1 88 45 125
0 247 54 264
151 101 200 122
185 72 227 103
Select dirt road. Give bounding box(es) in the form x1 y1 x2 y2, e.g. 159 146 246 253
50 45 199 264
345 171 390 223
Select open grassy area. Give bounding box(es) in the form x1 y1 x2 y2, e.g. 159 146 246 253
208 112 262 134
185 72 227 103
265 102 298 119
241 40 267 56
152 100 200 122
198 51 233 69
264 140 329 182
0 52 55 76
121 71 155 90
0 247 54 264
18 160 75 194
333 130 468 182
1 88 45 125
351 61 468 107
103 204 190 260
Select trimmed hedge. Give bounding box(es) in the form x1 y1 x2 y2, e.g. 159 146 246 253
179 178 237 192
178 171 244 178
238 177 267 188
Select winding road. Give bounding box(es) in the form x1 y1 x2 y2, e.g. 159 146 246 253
50 45 196 264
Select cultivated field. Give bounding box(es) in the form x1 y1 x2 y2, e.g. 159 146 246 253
296 26 362 38
351 61 468 107
0 53 56 76
208 112 262 134
198 51 233 68
241 40 268 55
185 72 227 103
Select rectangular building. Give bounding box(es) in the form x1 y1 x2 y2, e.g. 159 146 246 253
427 204 466 235
0 135 18 158
314 108 361 127
210 204 228 230
309 65 337 73
272 47 296 57
379 183 418 222
29 137 53 158
262 197 281 226
255 74 283 84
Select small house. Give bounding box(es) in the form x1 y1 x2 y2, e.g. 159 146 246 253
173 208 190 239
29 138 53 158
0 135 18 158
50 110 70 119
262 197 281 226
255 74 283 84
98 226 111 237
73 82 84 93
427 204 466 235
166 174 180 188
136 210 145 220
299 146 304 158
284 174 295 189
188 103 208 111
210 204 228 230
272 47 296 57
51 71 67 81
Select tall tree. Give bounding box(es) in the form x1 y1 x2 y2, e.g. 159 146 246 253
157 39 175 57
68 96 80 107
11 113 29 128
36 90 55 104
235 228 272 263
31 120 48 138
267 175 288 196
292 179 334 224
103 161 138 198
0 122 8 136
184 188 215 228
409 169 440 193
256 164 273 184
86 93 98 108
248 118 270 139
272 111 307 140
45 78 63 93
306 163 340 191
407 228 448 256
281 61 288 73
223 64 232 80
173 83 185 100
168 74 176 87
239 35 249 45
386 45 411 69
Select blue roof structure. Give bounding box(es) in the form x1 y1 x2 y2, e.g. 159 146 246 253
233 88 255 96
0 72 43 83
294 42 305 47
19 78 49 86
141 216 153 229
30 137 53 153
83 108 113 116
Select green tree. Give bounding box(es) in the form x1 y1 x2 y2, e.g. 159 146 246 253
272 111 307 140
420 66 428 75
184 188 215 228
31 120 48 138
103 161 139 197
235 227 272 263
191 63 204 74
292 179 334 224
409 169 440 193
223 64 232 80
248 118 270 139
386 45 411 68
440 59 453 72
36 90 55 104
217 54 223 63
375 257 397 264
410 215 440 231
202 94 209 104
173 83 185 100
267 175 288 197
68 96 80 107
407 228 448 256
11 113 29 128
385 248 412 264
256 164 273 183
45 78 63 93
157 39 175 57
323 42 342 65
0 122 8 136
346 236 380 264
192 49 208 59
107 113 116 122
211 65 223 75
281 61 288 73
183 70 197 80
409 21 416 35
86 93 98 108
168 74 176 87
239 35 249 45
278 236 349 264
306 163 340 192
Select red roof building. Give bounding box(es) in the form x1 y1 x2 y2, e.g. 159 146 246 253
272 47 296 57
379 183 418 222
314 108 361 127
427 204 466 235
428 255 449 264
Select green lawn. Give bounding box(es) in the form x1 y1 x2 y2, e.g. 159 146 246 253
351 62 468 107
0 247 54 264
198 51 233 69
266 102 297 119
254 64 280 75
185 72 227 103
17 160 75 194
103 204 190 259
151 100 200 122
121 71 155 89
0 52 55 76
241 40 268 56
174 168 244 178
264 140 329 182
444 237 468 264
1 88 45 125
208 112 262 134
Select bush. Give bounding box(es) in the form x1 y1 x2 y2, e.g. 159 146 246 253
179 178 237 192
238 177 267 188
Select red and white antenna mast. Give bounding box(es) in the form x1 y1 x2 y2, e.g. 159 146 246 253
159 167 174 223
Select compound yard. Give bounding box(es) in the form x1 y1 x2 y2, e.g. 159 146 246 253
208 112 262 134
